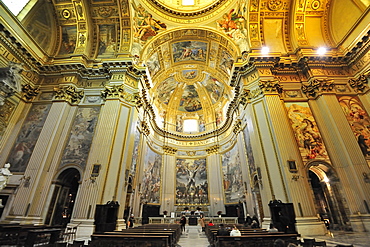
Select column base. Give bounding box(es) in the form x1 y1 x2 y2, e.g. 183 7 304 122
296 217 327 236
70 219 95 240
116 219 126 230
3 215 44 225
349 213 370 232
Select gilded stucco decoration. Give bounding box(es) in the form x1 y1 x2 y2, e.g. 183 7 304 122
54 85 84 105
21 84 40 102
349 75 369 93
301 79 334 98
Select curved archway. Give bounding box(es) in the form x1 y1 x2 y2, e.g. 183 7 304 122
307 161 350 230
45 167 81 226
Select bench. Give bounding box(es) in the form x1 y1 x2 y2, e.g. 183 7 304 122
90 234 171 247
215 234 301 247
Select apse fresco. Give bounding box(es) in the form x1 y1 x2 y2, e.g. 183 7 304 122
141 147 162 204
130 125 141 176
286 103 328 160
60 107 100 169
199 115 206 132
176 115 183 132
216 110 223 126
7 104 51 172
182 69 197 79
59 26 77 55
221 145 244 203
172 41 207 63
201 75 224 104
157 76 177 105
147 52 161 77
219 50 234 75
178 85 202 112
338 96 370 156
97 25 117 57
216 2 248 51
132 3 166 43
176 158 208 205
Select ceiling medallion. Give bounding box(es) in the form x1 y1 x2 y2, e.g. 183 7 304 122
267 0 283 11
62 9 71 19
311 0 321 10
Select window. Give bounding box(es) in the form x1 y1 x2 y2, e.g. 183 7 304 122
183 119 199 133
182 0 194 6
1 0 30 15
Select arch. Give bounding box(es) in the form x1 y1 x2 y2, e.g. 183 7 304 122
306 160 351 230
45 167 81 226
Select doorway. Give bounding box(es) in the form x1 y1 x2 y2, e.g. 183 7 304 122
308 162 350 230
45 168 80 226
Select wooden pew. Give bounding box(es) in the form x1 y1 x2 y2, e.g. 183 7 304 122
89 224 181 247
215 234 301 247
89 234 171 247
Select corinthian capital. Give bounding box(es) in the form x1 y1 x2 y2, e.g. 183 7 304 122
258 80 283 94
22 83 40 102
301 79 334 98
54 85 84 105
349 74 368 92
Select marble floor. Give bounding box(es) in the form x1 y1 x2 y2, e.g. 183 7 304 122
176 225 370 247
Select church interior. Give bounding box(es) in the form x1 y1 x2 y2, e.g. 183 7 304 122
0 0 369 245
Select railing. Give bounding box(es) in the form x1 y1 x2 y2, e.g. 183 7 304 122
148 217 238 224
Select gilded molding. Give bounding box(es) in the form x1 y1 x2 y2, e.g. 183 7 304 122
54 85 84 105
239 88 250 105
21 83 40 102
301 79 334 98
101 84 136 104
141 121 150 136
206 145 219 154
348 74 368 93
258 79 283 94
233 119 242 134
163 145 177 155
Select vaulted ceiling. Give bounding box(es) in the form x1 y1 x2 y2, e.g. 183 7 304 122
1 0 369 133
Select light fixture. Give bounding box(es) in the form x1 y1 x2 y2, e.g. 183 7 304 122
317 47 327 55
323 177 329 183
261 46 269 55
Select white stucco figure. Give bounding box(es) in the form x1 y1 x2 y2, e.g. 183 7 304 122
0 163 12 191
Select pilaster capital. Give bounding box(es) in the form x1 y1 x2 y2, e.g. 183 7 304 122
140 121 150 136
53 85 84 105
101 84 137 104
233 119 242 134
163 145 177 155
258 79 283 95
0 62 23 105
301 78 334 98
21 83 39 102
348 74 369 93
206 145 219 155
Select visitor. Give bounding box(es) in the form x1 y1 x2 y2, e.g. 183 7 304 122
268 223 279 232
230 225 241 236
208 220 214 226
199 214 205 232
180 215 186 233
217 224 229 236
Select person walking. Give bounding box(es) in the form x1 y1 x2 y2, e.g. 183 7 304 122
199 214 205 232
180 215 187 233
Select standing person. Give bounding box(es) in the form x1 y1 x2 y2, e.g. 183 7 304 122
199 214 205 232
180 215 187 233
230 225 241 236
